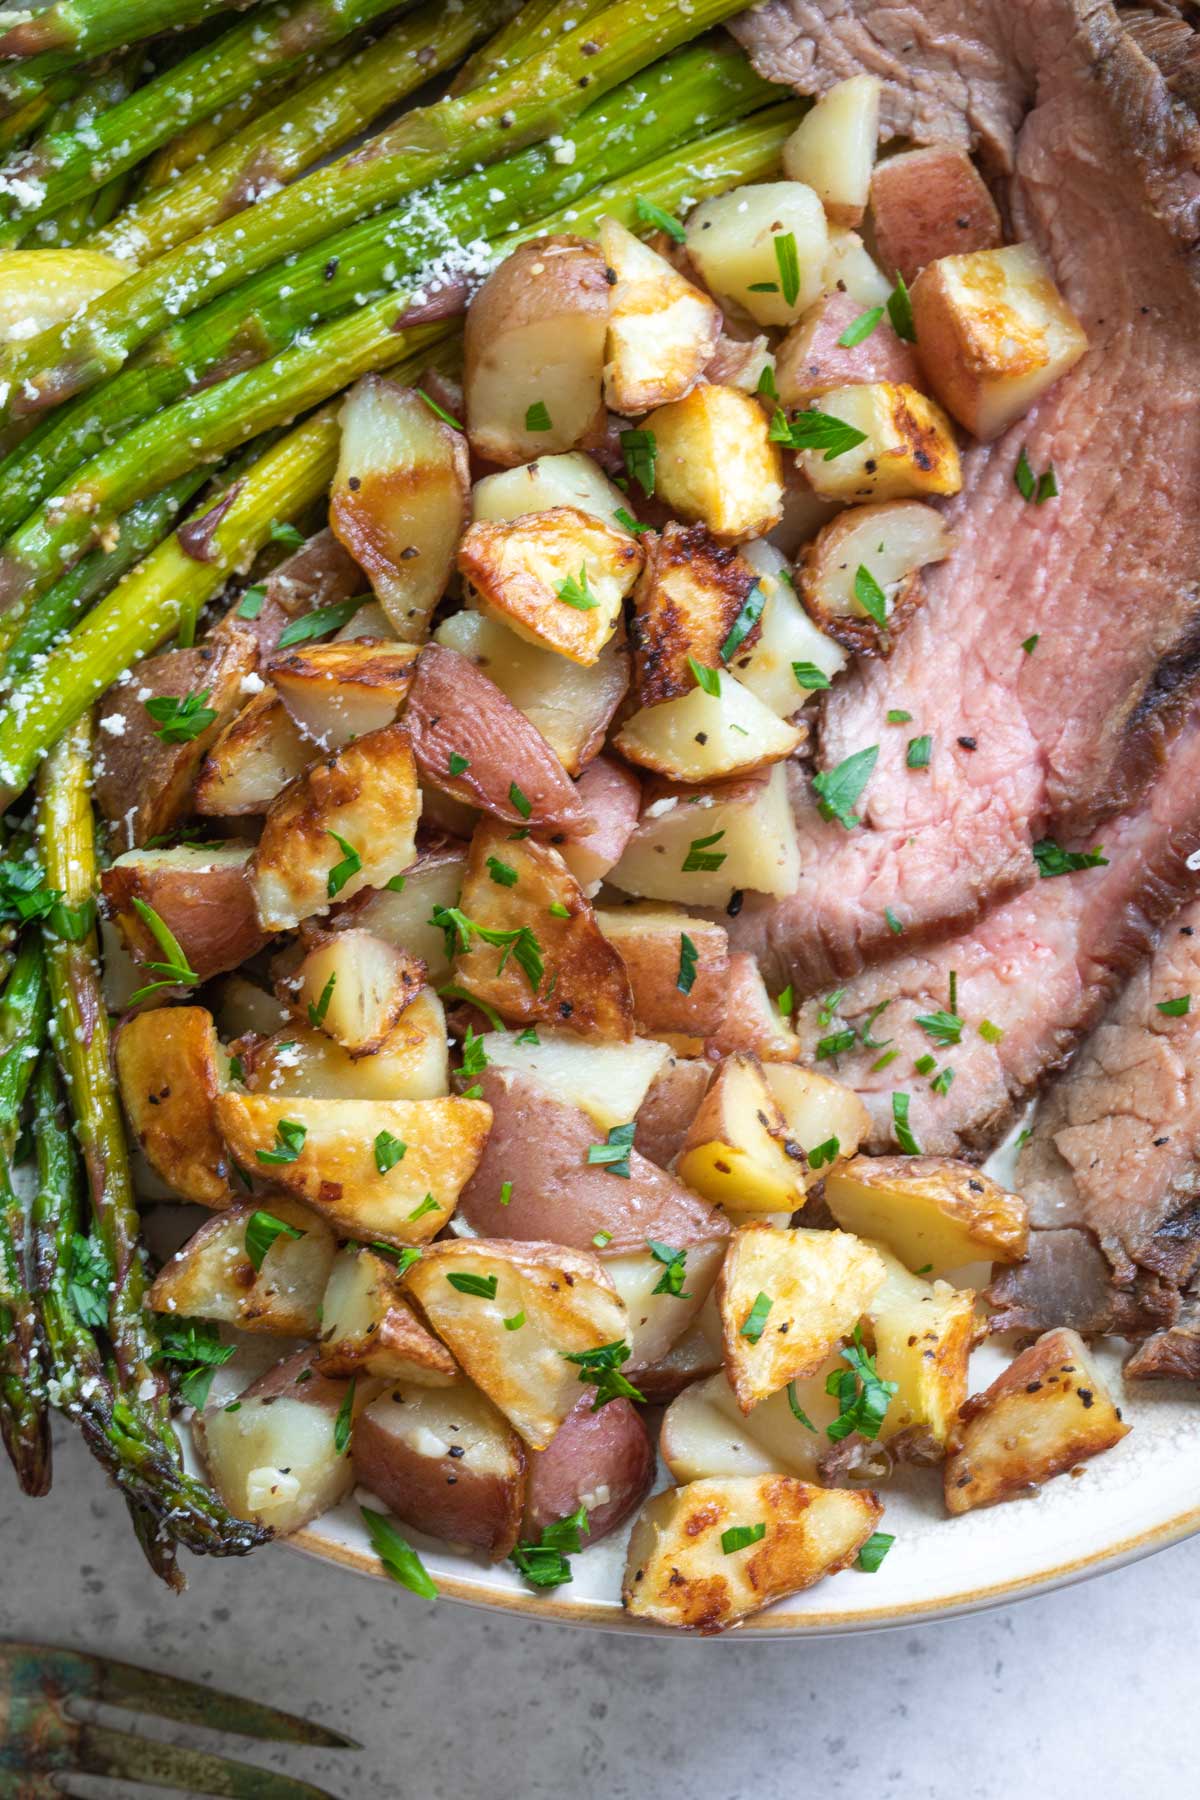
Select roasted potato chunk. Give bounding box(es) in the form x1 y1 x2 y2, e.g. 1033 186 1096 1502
249 721 420 931
193 687 311 816
775 288 920 411
867 1248 977 1451
718 1224 886 1411
602 1238 727 1373
799 499 953 655
623 1475 883 1632
403 1238 630 1449
329 374 469 642
615 670 803 785
283 928 424 1059
869 145 1003 284
465 233 609 466
450 819 634 1041
316 1246 457 1384
268 641 418 750
596 905 730 1038
706 952 801 1065
781 75 880 226
331 840 466 981
684 181 830 328
102 842 266 985
524 1392 655 1545
214 1092 491 1244
634 1056 713 1170
239 990 449 1101
473 1029 670 1133
559 753 641 890
822 225 890 305
457 506 641 668
115 1006 233 1207
824 1155 1029 1276
609 764 801 907
762 1063 872 1183
944 1329 1129 1515
472 452 630 530
629 522 761 708
599 214 720 414
660 1365 841 1484
147 1198 334 1336
647 384 783 541
677 1053 807 1215
911 243 1088 441
728 539 847 715
636 1322 723 1406
794 383 962 503
352 1381 526 1560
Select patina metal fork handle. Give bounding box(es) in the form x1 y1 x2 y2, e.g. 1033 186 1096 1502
0 1641 354 1798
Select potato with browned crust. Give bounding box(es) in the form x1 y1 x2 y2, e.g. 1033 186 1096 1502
147 1198 335 1337
315 1247 457 1384
599 215 720 415
115 1006 233 1208
677 1053 807 1215
824 1155 1029 1277
795 383 962 504
102 842 267 985
798 499 953 657
268 640 419 750
646 385 784 542
629 522 761 709
281 928 425 1060
608 765 801 907
237 991 449 1103
193 687 311 816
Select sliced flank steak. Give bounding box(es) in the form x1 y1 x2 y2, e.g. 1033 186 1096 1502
727 0 1200 994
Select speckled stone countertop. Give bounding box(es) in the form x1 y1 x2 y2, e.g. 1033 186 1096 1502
2 1426 1195 1799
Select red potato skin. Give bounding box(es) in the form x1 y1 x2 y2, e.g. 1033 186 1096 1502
351 1400 526 1561
223 527 366 659
523 1395 655 1544
634 1058 713 1169
457 1066 727 1252
868 146 1003 284
101 852 268 984
775 289 921 409
239 1346 350 1412
406 644 590 835
560 754 641 889
705 952 800 1062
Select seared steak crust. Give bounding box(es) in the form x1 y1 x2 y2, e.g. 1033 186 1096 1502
728 0 1200 993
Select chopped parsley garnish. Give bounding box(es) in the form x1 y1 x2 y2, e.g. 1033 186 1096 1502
774 231 801 306
525 400 552 433
416 387 463 431
837 305 884 348
854 565 888 628
1032 839 1109 878
1157 995 1192 1017
438 984 504 1030
325 830 362 898
793 662 831 691
68 1233 111 1330
144 689 217 744
813 745 878 830
374 1131 407 1175
906 735 932 770
460 1025 489 1076
886 709 912 724
914 1053 936 1076
334 1377 355 1455
892 1092 921 1154
504 1310 525 1331
361 1506 438 1600
635 195 685 241
816 1028 857 1061
486 855 518 887
237 584 265 621
861 1000 892 1049
586 1121 636 1179
500 1182 513 1207
153 1316 236 1410
509 1504 590 1588
978 1018 1005 1044
777 984 794 1017
557 565 598 611
1014 447 1057 504
756 363 778 401
871 1048 899 1072
620 427 657 496
787 1381 817 1431
515 1026 540 1045
856 1531 895 1573
826 1327 897 1442
509 780 532 820
127 897 199 1003
447 751 470 777
719 581 765 662
887 274 916 341
430 904 543 992
373 1245 422 1278
884 907 904 935
245 1210 305 1270
721 1522 766 1555
688 657 721 696
1021 634 1040 655
269 520 306 549
677 932 698 994
682 830 726 873
256 1119 307 1166
739 1291 773 1343
613 506 649 535
276 595 366 649
915 1009 963 1048
768 407 868 460
808 1136 840 1170
446 1270 498 1299
818 988 846 1027
561 1338 644 1409
592 1229 611 1248
931 1066 955 1095
647 1239 689 1298
307 970 336 1028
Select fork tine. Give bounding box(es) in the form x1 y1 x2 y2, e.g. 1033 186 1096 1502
71 1722 342 1799
0 1643 356 1748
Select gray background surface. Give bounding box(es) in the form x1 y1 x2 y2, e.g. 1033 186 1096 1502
2 1427 1194 1799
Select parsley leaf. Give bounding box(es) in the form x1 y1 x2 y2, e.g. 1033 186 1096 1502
812 745 878 830
857 1531 895 1573
269 520 306 549
906 735 932 769
647 1238 690 1298
1022 634 1040 655
256 1119 307 1166
525 400 552 433
127 897 199 1003
509 780 532 820
774 230 800 307
885 906 904 935
509 1504 590 1588
837 305 884 348
334 1377 356 1455
769 407 868 460
793 661 831 691
561 1338 644 1410
722 1522 766 1554
688 657 721 696
787 1381 817 1431
682 830 726 873
460 1025 489 1077
557 565 598 611
446 1270 497 1298
144 689 217 744
1157 995 1192 1017
307 970 336 1029
854 565 888 627
586 1121 635 1179
374 1130 406 1174
416 387 463 431
448 751 470 777
719 581 765 662
635 195 685 242
245 1210 305 1270
276 595 366 649
892 1092 921 1154
808 1136 840 1170
677 932 698 994
739 1291 772 1343
486 855 518 888
326 829 362 898
361 1506 438 1599
237 584 265 621
613 505 649 535
886 273 916 341
1032 839 1109 878
915 1009 962 1047
825 1326 897 1442
620 428 657 496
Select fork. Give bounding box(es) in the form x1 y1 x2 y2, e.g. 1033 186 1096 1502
0 1641 355 1798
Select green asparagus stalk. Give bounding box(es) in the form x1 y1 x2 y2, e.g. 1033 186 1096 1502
138 47 339 190
6 54 138 249
0 932 51 1494
0 0 748 422
0 44 778 560
0 0 246 107
1 468 211 677
92 0 513 268
0 69 81 157
450 0 603 96
0 0 407 238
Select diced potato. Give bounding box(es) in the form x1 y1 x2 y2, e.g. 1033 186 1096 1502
195 1351 360 1535
718 1223 886 1411
660 1365 842 1483
602 1239 727 1372
762 1063 872 1182
457 507 641 668
330 375 469 642
316 1246 457 1383
268 641 419 750
647 385 783 541
559 754 641 890
910 243 1088 441
944 1329 1130 1515
634 1056 712 1170
637 1321 723 1405
451 820 634 1041
333 842 466 981
608 764 801 906
822 226 890 305
240 990 449 1101
596 905 730 1038
464 234 609 466
706 952 802 1065
629 522 761 707
436 606 628 778
523 1392 654 1545
824 1155 1029 1276
704 330 775 395
0 247 127 346
599 214 720 413
114 1006 233 1208
194 688 311 817
402 1238 629 1449
102 843 266 987
728 540 847 714
622 1474 883 1632
685 181 830 328
472 452 630 530
781 75 880 226
214 1093 491 1244
866 1247 977 1449
284 929 424 1059
352 1381 526 1560
677 1054 807 1215
147 1198 334 1336
477 1027 670 1133
615 670 804 784
869 145 1003 285
215 974 290 1040
775 289 920 411
249 722 420 931
799 499 953 654
795 383 961 503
